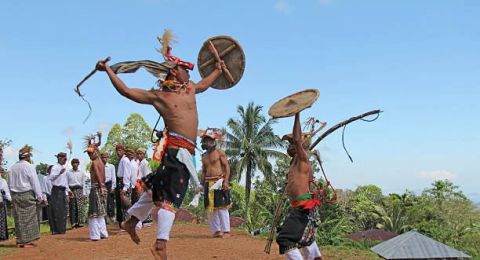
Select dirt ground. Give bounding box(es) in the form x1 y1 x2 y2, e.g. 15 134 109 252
0 222 283 260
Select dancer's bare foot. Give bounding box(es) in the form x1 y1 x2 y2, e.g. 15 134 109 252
150 239 167 260
213 231 223 238
222 232 231 238
121 217 141 244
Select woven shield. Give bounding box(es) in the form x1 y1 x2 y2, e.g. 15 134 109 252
269 89 320 118
197 35 245 89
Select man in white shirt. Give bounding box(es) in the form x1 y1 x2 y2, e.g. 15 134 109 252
44 165 54 233
127 148 140 205
136 148 152 224
136 148 152 180
8 146 43 247
47 152 72 234
115 144 131 226
0 167 12 241
67 158 87 228
36 171 49 230
101 152 116 223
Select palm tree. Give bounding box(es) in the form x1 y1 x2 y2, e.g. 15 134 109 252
224 102 286 216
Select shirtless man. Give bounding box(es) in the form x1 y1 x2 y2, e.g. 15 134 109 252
276 113 323 260
96 49 223 259
85 140 108 241
200 130 231 238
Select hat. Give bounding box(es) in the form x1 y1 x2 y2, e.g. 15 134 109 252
125 148 135 154
55 152 67 158
200 128 224 140
115 144 125 150
100 152 110 157
136 148 146 154
71 158 80 164
19 146 32 157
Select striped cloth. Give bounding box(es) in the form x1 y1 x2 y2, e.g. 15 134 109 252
0 202 8 240
11 191 40 244
69 187 86 226
110 60 176 81
88 186 107 218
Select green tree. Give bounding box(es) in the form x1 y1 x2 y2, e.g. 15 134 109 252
224 102 285 216
373 192 415 233
103 123 123 164
121 113 153 150
408 180 480 256
101 113 153 166
348 185 384 230
0 138 12 167
35 163 49 175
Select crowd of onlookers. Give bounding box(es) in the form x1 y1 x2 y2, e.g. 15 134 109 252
0 145 151 247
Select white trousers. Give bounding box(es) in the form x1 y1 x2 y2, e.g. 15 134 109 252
127 192 175 240
128 192 153 221
285 241 322 260
301 241 322 260
89 217 108 240
208 208 230 233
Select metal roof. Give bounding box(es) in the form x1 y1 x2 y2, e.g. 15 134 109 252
371 230 471 259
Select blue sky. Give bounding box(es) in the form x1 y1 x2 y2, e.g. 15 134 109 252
1 1 479 200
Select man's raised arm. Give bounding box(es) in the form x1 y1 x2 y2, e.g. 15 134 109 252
293 113 308 161
96 60 157 104
194 61 224 93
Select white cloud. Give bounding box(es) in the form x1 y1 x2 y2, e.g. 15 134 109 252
3 146 16 159
274 0 292 14
417 170 456 180
62 127 75 136
96 122 114 134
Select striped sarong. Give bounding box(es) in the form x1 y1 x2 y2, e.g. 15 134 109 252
88 186 107 218
0 202 8 240
105 181 115 218
69 186 86 226
49 186 67 234
11 190 40 244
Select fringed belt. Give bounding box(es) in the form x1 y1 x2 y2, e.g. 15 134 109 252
153 130 196 161
168 135 196 154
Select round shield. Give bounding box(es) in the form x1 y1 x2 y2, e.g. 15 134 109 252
197 35 245 89
268 89 320 118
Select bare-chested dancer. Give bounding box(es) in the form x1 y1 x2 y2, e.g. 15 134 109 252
200 130 231 238
85 134 108 241
95 44 223 259
276 113 323 260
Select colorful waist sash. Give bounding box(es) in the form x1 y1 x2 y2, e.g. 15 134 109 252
153 130 196 161
290 193 321 210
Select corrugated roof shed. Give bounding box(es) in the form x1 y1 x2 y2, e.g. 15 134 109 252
371 230 471 259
